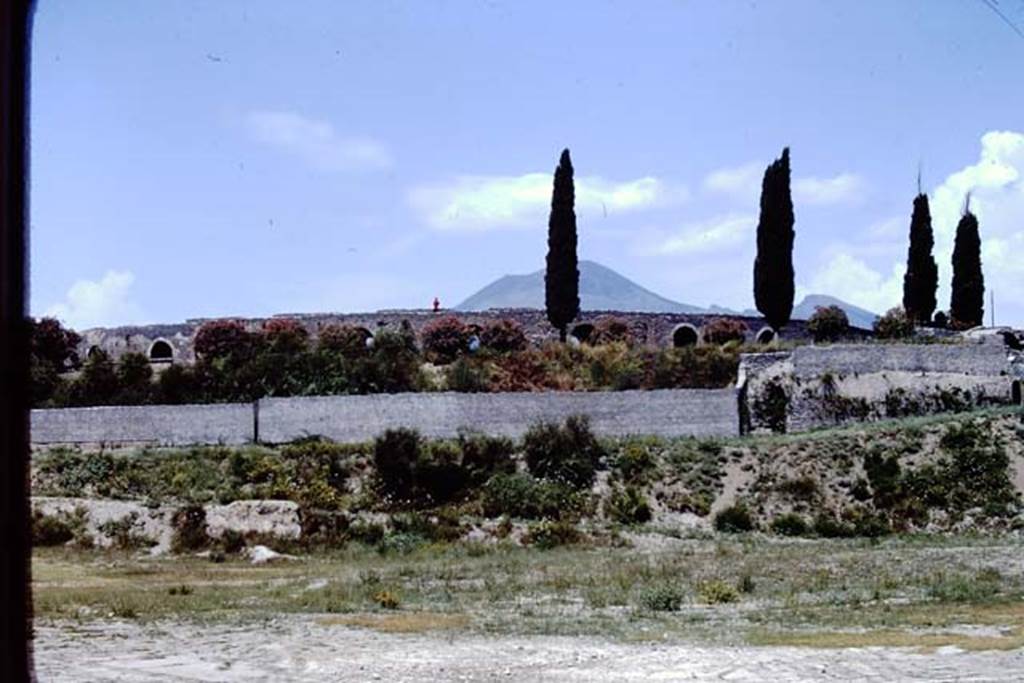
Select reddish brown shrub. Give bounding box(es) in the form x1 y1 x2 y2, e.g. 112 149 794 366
701 318 749 345
480 319 528 353
193 320 252 361
262 318 309 354
421 316 469 364
317 324 371 357
590 318 636 346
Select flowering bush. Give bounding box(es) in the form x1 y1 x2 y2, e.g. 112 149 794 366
193 320 253 361
262 318 309 354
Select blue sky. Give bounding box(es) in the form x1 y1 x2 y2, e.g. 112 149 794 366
30 0 1024 329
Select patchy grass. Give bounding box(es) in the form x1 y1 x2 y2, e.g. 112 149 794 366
33 533 1024 648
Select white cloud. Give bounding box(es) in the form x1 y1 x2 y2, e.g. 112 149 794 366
409 173 683 231
805 253 903 315
650 213 756 255
245 110 391 171
45 270 143 330
703 162 866 206
929 130 1024 325
793 173 866 205
702 162 762 201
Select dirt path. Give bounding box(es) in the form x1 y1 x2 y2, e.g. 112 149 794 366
34 616 1024 682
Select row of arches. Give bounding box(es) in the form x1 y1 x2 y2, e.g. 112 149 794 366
569 322 777 348
86 339 175 363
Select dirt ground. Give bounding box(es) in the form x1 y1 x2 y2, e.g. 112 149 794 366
33 616 1024 682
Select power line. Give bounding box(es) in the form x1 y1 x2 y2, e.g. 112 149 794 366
979 0 1024 40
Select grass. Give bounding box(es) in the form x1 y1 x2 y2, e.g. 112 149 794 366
33 533 1024 647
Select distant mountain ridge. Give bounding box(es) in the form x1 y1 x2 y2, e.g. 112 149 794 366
456 260 878 327
456 261 705 314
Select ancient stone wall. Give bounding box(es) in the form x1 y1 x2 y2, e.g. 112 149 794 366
76 308 817 364
740 339 1020 434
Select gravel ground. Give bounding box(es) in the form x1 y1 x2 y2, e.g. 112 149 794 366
34 616 1024 682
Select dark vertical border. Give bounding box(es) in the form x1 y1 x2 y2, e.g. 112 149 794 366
0 0 35 680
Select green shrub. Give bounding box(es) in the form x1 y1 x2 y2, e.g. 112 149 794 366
927 569 1002 603
457 431 515 486
481 473 580 520
171 504 209 553
697 579 739 604
770 513 809 536
373 428 421 503
524 519 580 549
611 442 658 484
523 415 605 489
446 357 489 393
753 381 788 433
807 305 850 342
637 583 684 612
98 513 155 550
604 486 652 525
713 503 755 533
31 510 74 546
812 512 855 538
317 324 371 357
776 475 819 501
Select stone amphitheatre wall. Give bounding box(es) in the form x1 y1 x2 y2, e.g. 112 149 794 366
739 339 1023 434
76 308 817 365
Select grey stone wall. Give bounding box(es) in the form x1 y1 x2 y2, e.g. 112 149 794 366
739 340 1020 434
30 403 254 446
257 389 740 443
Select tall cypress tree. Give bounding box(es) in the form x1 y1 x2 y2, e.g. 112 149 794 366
950 208 984 328
753 147 795 330
545 148 580 341
901 193 938 324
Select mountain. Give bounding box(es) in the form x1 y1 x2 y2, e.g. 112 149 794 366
791 294 879 330
456 261 708 313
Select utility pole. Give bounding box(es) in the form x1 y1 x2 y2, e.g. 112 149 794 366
991 290 995 327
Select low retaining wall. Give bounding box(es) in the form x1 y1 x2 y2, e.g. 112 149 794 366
30 389 740 447
30 403 254 446
257 389 740 443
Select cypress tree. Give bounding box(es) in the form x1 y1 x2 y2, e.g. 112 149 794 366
545 148 580 342
950 207 984 329
753 147 795 330
901 193 938 324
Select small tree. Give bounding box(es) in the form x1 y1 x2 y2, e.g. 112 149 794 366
873 307 914 340
902 193 938 324
950 208 984 329
753 147 796 331
807 305 849 343
30 317 81 371
545 149 580 342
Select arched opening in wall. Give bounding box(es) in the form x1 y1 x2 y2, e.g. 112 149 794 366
86 345 102 359
756 327 776 344
148 340 174 363
570 323 594 344
672 324 698 348
1013 380 1022 405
